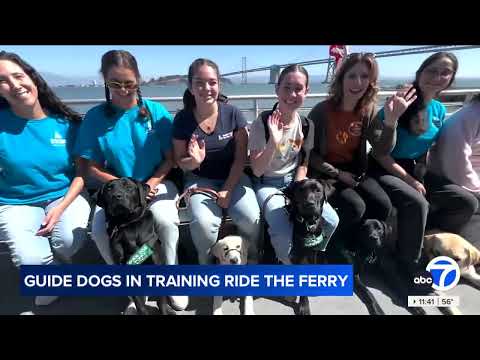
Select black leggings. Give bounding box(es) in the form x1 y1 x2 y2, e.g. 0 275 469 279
327 176 393 246
369 158 478 264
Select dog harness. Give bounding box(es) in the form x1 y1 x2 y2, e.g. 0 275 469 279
127 243 154 265
108 205 156 265
294 215 329 251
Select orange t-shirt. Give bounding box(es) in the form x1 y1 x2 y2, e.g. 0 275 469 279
324 106 363 165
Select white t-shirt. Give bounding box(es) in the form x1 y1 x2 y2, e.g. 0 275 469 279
248 113 314 177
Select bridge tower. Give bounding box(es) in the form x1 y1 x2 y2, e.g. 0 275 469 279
241 57 247 84
269 65 281 84
323 56 336 83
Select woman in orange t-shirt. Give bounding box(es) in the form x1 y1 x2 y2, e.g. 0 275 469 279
308 53 416 248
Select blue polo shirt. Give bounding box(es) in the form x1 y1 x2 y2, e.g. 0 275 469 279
0 108 78 205
74 99 173 181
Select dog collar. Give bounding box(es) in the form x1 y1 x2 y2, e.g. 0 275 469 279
127 244 154 265
303 233 329 251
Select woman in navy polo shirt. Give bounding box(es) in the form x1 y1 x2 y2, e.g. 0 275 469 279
173 58 261 265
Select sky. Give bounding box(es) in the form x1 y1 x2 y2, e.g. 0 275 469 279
0 45 479 81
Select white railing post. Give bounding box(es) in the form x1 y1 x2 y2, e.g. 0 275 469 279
253 98 259 119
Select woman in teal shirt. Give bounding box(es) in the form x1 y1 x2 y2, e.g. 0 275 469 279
74 50 187 313
0 51 91 307
369 52 478 292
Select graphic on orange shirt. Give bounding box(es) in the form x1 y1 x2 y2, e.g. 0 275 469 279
336 131 349 144
348 121 363 137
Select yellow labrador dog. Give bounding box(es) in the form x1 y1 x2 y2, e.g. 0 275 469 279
424 230 480 288
210 235 255 315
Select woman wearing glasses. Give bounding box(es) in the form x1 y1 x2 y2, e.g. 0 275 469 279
308 53 412 251
74 50 188 313
0 51 91 308
369 52 478 287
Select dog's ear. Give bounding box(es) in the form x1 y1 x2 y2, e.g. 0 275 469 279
209 241 223 262
467 245 480 266
241 237 249 265
93 183 107 209
131 178 149 209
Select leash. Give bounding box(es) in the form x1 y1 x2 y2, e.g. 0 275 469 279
176 186 220 210
176 186 230 241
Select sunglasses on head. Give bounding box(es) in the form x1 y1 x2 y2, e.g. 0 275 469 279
105 80 139 91
347 52 376 59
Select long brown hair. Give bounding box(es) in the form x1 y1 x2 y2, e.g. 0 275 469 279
0 51 81 123
328 53 379 116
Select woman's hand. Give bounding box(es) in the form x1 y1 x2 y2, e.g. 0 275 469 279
383 85 417 128
217 189 232 209
145 178 160 200
267 110 284 145
407 178 427 196
188 134 206 166
36 206 64 237
338 170 360 188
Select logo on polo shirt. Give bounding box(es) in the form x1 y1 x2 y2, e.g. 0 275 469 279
50 132 66 146
218 131 233 141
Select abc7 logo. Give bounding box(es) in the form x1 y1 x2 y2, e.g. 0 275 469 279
414 256 460 291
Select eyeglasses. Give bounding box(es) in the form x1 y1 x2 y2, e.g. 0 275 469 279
423 67 454 79
347 52 376 59
105 80 139 91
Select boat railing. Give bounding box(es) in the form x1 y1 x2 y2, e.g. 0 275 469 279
62 88 480 119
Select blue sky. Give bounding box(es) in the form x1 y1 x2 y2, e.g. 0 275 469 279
0 45 479 80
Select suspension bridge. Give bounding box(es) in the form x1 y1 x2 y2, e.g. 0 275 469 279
224 45 480 84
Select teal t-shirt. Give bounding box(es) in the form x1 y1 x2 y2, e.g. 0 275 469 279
379 99 446 159
0 108 78 205
74 99 173 181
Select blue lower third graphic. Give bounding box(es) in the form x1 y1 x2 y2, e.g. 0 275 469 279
20 265 353 297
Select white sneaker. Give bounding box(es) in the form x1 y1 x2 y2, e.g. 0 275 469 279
20 311 35 315
169 296 188 311
35 296 59 306
123 300 138 315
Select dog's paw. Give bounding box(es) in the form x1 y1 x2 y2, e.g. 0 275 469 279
213 308 223 315
157 302 177 316
408 307 427 316
243 308 255 315
297 303 311 316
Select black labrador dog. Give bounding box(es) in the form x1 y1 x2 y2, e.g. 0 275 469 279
328 217 427 316
95 177 173 315
287 179 386 316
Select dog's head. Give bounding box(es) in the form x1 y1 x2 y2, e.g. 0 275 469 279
95 177 150 222
288 179 325 221
424 231 480 270
210 236 247 265
358 219 391 251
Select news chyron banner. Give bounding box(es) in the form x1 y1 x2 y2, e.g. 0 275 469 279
21 265 353 296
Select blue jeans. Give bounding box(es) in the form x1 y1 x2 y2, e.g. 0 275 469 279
0 193 91 266
253 174 339 264
184 173 261 264
91 180 180 265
